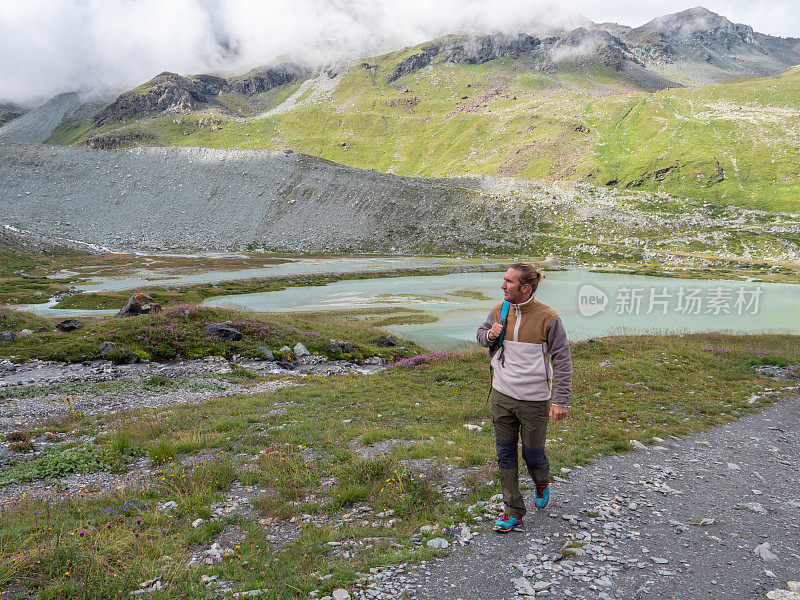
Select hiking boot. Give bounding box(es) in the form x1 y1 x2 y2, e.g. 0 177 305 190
534 484 550 510
493 513 524 533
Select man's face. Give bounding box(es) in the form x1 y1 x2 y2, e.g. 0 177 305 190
501 268 530 304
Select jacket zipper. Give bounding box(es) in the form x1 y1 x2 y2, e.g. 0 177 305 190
542 345 551 388
513 305 522 341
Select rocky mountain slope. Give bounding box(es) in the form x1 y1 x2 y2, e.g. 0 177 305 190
8 7 796 215
91 63 308 126
0 102 26 128
1 141 798 266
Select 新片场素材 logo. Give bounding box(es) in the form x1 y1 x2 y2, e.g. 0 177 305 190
578 284 608 317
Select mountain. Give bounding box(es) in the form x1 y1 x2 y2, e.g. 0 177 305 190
0 102 27 127
91 63 308 126
618 6 800 85
13 7 800 213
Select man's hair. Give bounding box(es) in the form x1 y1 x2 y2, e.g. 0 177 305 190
509 262 545 294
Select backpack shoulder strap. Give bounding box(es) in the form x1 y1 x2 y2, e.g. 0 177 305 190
489 301 511 357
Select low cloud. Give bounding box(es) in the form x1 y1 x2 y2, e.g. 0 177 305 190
0 0 797 105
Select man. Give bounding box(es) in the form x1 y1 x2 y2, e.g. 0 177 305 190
476 263 572 533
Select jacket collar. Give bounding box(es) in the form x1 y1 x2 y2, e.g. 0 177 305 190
512 293 536 313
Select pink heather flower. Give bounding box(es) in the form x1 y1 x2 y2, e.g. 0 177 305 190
79 530 86 537
136 518 143 524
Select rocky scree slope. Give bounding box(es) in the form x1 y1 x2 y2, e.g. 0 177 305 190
1 141 798 261
0 93 80 143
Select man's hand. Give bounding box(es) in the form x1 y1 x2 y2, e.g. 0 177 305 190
487 322 503 341
549 405 568 422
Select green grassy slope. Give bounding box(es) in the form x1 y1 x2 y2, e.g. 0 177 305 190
54 38 800 213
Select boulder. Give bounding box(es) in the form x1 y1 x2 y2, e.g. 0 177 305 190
99 341 118 357
293 342 310 357
0 331 16 344
327 339 353 353
18 328 33 336
99 341 138 363
256 345 274 361
56 319 83 332
376 335 397 347
35 326 49 333
205 322 242 341
117 292 161 317
278 346 291 354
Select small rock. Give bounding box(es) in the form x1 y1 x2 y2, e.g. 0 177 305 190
789 583 800 593
376 335 397 347
0 331 16 344
18 328 32 336
117 292 161 317
159 500 178 512
232 590 269 598
99 341 118 357
256 346 274 360
293 342 310 357
463 424 483 433
279 345 292 354
457 526 473 544
727 462 741 470
754 542 780 562
327 339 354 353
513 577 536 596
192 518 205 528
205 322 242 341
56 319 83 332
331 589 351 600
767 591 800 600
598 360 613 367
739 502 768 515
629 440 647 450
426 537 449 549
651 557 669 564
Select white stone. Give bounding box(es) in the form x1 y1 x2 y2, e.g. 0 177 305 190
192 518 204 528
293 343 310 357
739 502 768 515
766 591 800 600
754 542 779 562
426 537 449 549
513 577 537 596
629 440 647 451
727 462 741 470
464 424 483 433
331 590 351 600
789 582 800 593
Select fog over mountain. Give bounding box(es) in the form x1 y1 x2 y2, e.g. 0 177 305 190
1 0 798 105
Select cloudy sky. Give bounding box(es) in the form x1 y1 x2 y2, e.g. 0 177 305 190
1 0 798 105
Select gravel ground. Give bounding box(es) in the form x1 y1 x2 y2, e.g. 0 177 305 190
0 355 383 435
352 395 800 600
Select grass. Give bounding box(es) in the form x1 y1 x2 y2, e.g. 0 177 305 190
0 305 424 364
1 330 798 597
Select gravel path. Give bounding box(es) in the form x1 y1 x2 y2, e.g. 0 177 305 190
355 395 800 600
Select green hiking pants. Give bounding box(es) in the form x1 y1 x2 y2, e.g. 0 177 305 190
491 388 550 520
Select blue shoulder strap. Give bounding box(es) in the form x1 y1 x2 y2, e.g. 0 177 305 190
497 300 510 345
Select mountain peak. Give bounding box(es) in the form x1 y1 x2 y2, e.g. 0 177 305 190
636 6 744 38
